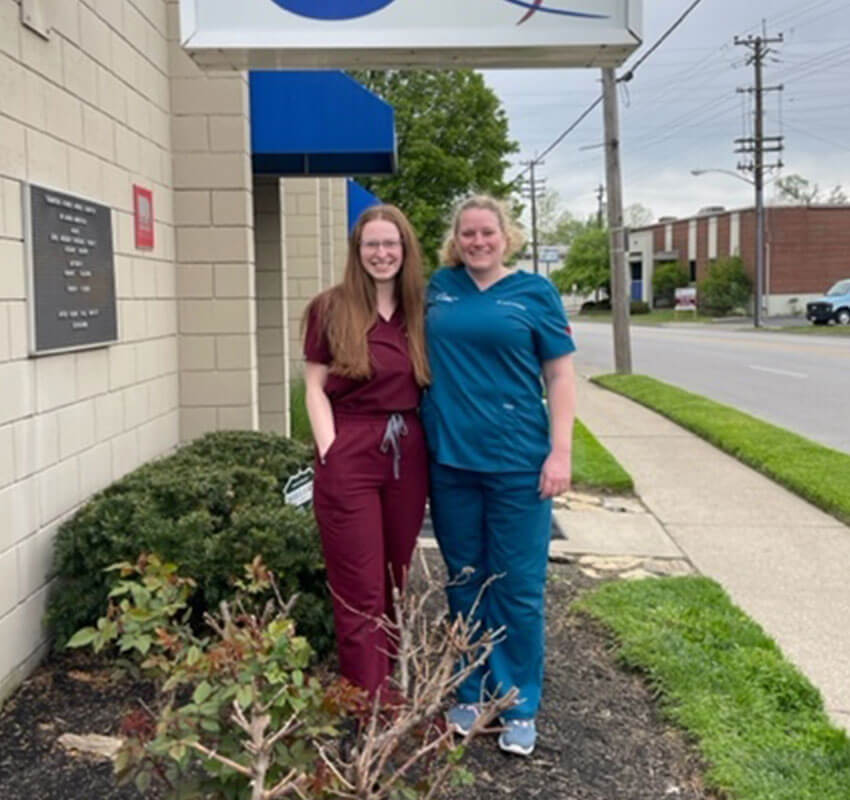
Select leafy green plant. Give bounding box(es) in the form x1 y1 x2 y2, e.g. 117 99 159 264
48 431 334 657
652 262 689 308
697 256 752 316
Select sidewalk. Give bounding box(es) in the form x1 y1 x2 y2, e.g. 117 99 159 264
551 374 850 732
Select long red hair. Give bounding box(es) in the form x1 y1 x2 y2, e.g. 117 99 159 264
304 205 430 386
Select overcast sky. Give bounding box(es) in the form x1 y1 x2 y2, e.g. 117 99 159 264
482 0 850 226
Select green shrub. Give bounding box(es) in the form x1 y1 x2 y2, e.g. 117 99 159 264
48 431 334 657
652 262 689 308
698 256 752 316
290 378 312 445
630 300 651 315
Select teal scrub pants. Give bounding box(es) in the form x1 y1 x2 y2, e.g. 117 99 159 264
429 462 552 719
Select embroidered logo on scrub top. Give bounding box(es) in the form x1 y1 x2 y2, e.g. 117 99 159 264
496 299 527 311
433 292 459 303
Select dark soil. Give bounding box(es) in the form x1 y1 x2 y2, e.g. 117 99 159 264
0 557 716 800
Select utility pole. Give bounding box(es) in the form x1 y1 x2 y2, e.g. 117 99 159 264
595 184 605 227
735 27 783 328
601 67 632 374
521 160 546 274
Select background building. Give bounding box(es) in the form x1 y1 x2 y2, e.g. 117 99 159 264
628 205 850 314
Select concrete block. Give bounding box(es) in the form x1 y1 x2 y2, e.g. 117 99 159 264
166 40 204 79
80 4 112 68
214 264 252 298
177 263 213 298
25 129 69 191
109 27 137 87
173 153 251 191
51 0 82 44
3 179 23 239
258 384 284 413
111 429 140 480
78 441 113 504
108 342 137 390
179 406 217 442
68 147 104 202
114 124 140 173
45 83 84 148
74 347 109 400
58 399 96 459
38 456 80 526
93 0 124 35
132 257 158 299
258 356 284 385
181 370 253 406
0 239 25 298
212 190 252 226
94 390 124 440
0 2 21 59
118 299 148 342
217 405 254 431
171 115 209 153
0 548 18 617
148 373 179 418
62 40 97 104
179 335 215 371
13 412 58 478
7 302 28 360
127 88 152 142
0 116 26 180
0 424 13 489
16 523 57 602
122 383 150 430
0 306 8 363
259 413 285 435
215 334 253 370
96 65 127 124
100 161 130 212
81 104 115 161
176 226 253 263
155 260 176 298
171 76 247 116
209 115 249 152
0 361 32 425
0 477 39 552
145 298 177 337
257 328 285 357
174 190 211 226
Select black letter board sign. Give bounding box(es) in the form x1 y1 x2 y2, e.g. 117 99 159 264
24 184 118 355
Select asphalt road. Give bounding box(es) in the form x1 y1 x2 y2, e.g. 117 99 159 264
571 321 850 455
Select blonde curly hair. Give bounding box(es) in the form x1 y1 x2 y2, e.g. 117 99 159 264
439 195 526 266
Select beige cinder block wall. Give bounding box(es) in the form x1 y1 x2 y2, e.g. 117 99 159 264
0 0 180 701
166 0 258 441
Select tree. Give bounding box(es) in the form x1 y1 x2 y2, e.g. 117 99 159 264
697 256 751 316
772 173 849 206
624 202 654 228
534 189 588 247
352 70 518 268
549 225 610 298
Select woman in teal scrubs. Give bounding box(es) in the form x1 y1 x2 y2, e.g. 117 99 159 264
421 195 576 756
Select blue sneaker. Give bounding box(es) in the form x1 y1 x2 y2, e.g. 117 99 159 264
446 704 480 736
498 718 536 756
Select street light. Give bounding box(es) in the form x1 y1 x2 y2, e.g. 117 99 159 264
690 168 765 328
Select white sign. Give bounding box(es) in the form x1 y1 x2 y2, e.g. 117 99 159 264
180 0 642 70
674 287 697 311
283 467 314 510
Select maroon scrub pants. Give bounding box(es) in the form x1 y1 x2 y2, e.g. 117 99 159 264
313 410 427 694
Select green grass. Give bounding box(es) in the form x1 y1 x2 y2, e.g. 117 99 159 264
578 309 715 325
289 379 632 493
572 418 633 493
773 324 850 337
577 577 850 800
591 374 850 525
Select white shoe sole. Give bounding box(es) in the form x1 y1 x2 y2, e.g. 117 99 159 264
498 735 535 757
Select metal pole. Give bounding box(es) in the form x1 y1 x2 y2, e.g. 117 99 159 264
530 160 540 274
602 67 632 374
753 37 765 328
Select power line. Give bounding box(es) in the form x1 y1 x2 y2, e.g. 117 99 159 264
509 0 708 185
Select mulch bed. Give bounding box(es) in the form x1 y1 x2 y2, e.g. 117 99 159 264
0 557 717 800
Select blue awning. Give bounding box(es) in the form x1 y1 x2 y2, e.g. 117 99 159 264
249 71 397 176
346 180 382 232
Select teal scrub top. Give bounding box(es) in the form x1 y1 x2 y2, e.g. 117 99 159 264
421 267 576 473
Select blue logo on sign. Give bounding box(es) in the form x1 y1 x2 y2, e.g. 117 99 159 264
270 0 396 20
504 1 610 25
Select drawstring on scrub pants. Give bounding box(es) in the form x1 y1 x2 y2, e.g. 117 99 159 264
380 413 409 479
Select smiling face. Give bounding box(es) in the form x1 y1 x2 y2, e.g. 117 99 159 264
456 208 508 274
359 218 404 284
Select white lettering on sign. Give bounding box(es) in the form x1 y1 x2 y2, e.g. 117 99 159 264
283 468 314 510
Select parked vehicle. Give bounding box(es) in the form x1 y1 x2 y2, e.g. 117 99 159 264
806 279 850 325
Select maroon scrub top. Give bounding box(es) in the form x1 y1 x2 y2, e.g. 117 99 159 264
303 304 421 414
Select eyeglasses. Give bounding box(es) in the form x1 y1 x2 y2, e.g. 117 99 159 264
361 239 403 251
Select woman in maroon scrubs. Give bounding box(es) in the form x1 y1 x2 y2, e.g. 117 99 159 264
302 205 430 695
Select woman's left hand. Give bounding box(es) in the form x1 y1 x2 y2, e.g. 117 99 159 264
539 448 572 499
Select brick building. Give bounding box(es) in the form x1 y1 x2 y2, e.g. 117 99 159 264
627 205 850 315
